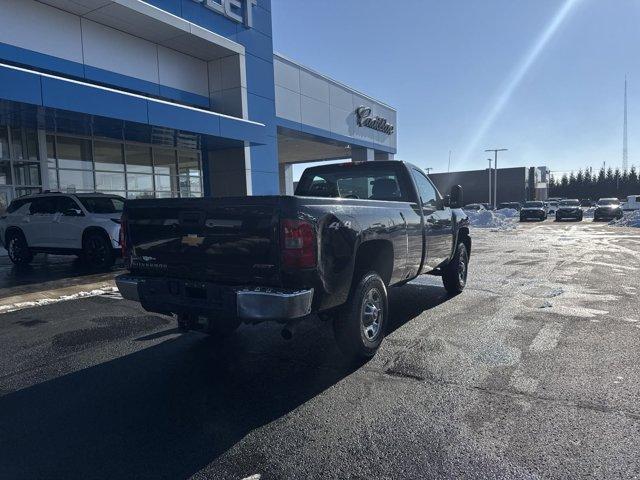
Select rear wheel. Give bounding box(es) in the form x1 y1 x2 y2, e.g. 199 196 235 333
83 232 114 270
443 242 469 295
6 231 33 265
333 272 387 362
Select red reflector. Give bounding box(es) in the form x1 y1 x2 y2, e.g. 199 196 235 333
281 219 316 269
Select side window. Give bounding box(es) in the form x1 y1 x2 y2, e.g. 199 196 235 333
7 199 29 214
411 170 438 207
56 196 81 214
29 198 56 215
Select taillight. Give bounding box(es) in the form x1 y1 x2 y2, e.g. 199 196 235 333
281 219 316 269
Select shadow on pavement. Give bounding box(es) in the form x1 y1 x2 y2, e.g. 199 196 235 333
0 282 451 479
0 253 123 296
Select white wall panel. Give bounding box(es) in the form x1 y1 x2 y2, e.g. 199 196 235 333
0 0 83 63
158 46 208 97
329 84 353 111
275 86 301 123
300 70 330 103
330 106 354 138
274 58 300 93
301 95 331 131
81 19 159 84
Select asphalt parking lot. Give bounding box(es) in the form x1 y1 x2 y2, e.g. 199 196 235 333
0 221 639 479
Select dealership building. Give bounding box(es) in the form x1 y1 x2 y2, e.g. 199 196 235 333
0 0 396 209
430 166 550 205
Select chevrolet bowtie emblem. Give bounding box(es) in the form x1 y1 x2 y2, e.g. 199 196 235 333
182 234 204 246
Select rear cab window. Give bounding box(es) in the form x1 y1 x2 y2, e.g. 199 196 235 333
296 163 411 202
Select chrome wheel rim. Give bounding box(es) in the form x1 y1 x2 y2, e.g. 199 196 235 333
458 251 468 286
8 237 24 261
362 287 383 341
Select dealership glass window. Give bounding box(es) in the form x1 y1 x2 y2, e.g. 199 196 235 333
126 173 153 191
48 168 59 190
46 135 56 167
0 127 9 160
155 191 177 199
57 137 93 170
153 148 177 176
11 128 38 161
59 169 94 192
0 161 12 185
154 174 177 192
127 191 156 199
177 150 202 197
96 171 126 191
15 187 41 198
178 151 200 176
95 141 124 172
126 145 153 173
13 161 41 186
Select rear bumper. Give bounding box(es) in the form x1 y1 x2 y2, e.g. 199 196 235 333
556 210 582 218
115 274 314 321
520 211 545 220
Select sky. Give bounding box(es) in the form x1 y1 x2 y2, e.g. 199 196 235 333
271 0 640 177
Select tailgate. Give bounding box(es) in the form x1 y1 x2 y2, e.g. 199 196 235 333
125 197 282 285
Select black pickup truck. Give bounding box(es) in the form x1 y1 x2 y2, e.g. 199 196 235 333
116 161 471 360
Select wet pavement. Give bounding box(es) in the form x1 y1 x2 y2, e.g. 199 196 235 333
0 222 639 479
0 252 123 298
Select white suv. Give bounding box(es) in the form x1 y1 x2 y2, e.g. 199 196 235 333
0 193 123 269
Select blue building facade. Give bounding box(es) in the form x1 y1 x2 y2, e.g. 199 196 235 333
0 0 396 209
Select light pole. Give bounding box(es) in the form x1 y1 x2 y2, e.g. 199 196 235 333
485 148 507 209
487 158 493 206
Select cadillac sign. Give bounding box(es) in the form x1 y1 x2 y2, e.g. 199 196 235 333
356 106 394 135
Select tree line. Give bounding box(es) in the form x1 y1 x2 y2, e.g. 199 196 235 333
548 166 640 200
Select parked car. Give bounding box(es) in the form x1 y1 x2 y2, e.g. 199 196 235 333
594 198 624 221
497 202 522 211
464 203 485 211
0 193 123 269
621 195 640 211
555 199 583 221
520 201 547 221
116 161 471 361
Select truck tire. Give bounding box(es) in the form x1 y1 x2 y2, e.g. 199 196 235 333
83 231 115 270
333 272 387 362
6 231 33 266
442 242 469 296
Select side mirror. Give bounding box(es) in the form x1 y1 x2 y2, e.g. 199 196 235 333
449 185 463 208
442 195 451 208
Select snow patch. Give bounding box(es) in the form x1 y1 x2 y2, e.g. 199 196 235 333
609 210 640 228
0 287 119 314
583 207 596 218
464 209 518 230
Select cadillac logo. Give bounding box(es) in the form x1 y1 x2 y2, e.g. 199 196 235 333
356 106 394 135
